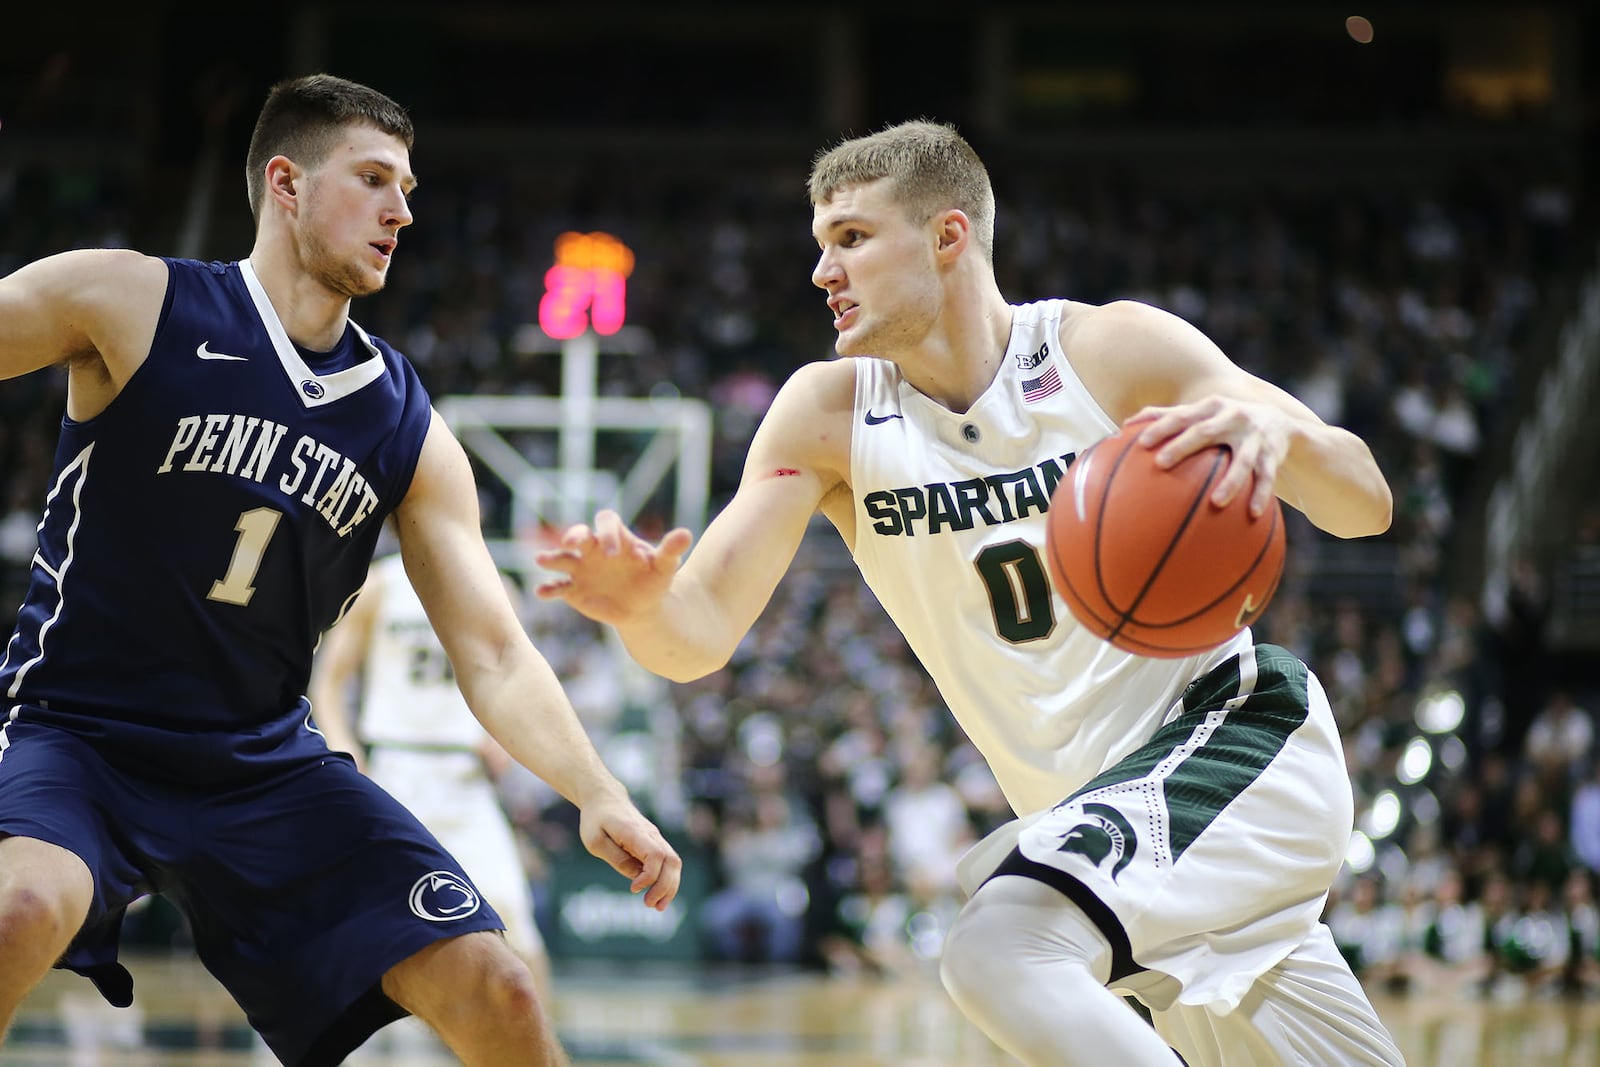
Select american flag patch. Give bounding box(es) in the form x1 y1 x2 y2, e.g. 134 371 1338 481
1021 364 1062 403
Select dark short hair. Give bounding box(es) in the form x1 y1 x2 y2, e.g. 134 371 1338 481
244 74 413 225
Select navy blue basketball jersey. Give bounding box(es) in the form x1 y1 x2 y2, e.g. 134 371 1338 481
0 258 433 752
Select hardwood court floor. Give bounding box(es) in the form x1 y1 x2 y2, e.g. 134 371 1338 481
8 952 1600 1065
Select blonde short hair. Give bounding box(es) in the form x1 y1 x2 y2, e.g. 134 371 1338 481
808 119 995 259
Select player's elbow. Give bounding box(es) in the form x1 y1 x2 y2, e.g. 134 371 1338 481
1323 485 1393 540
1369 485 1394 537
637 634 736 683
645 649 729 686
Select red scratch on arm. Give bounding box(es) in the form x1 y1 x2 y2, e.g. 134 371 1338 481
773 468 800 477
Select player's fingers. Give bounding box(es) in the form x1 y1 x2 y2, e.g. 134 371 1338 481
655 527 694 565
1248 452 1281 518
1152 423 1218 469
621 828 682 910
649 844 681 908
629 845 664 896
1122 407 1163 427
1127 406 1182 445
593 510 627 555
532 547 577 570
589 831 645 878
560 524 595 551
643 847 683 911
531 576 571 600
1207 435 1260 507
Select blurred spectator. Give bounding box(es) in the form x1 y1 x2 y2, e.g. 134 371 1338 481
1485 555 1552 756
815 833 919 979
882 741 973 901
1509 807 1578 894
1557 869 1600 997
1420 868 1490 995
1503 879 1571 998
701 783 820 964
1524 689 1595 793
1569 761 1600 876
1329 876 1406 988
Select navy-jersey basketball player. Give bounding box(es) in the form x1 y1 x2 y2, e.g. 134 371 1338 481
0 74 680 1067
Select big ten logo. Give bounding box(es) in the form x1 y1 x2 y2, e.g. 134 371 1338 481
539 231 635 340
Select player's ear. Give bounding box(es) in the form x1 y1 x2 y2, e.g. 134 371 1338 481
935 209 970 258
265 156 301 214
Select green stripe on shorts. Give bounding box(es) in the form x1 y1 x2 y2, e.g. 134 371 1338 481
1068 645 1311 862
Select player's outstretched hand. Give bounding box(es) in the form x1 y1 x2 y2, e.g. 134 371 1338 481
534 509 694 627
578 792 683 911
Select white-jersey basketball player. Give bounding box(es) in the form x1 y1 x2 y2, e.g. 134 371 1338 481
311 553 552 1015
536 121 1404 1066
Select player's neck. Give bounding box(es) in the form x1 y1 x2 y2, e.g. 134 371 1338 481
247 243 354 352
899 289 1012 414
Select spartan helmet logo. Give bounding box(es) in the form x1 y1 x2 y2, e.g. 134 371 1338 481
1056 802 1138 882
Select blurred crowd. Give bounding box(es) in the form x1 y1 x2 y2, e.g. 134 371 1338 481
2 147 1597 1003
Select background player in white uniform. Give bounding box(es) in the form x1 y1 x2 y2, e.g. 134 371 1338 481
311 552 553 1005
536 120 1404 1065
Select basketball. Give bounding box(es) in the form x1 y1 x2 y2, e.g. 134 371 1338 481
1045 424 1286 658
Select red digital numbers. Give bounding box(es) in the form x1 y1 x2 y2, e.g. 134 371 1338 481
538 231 635 339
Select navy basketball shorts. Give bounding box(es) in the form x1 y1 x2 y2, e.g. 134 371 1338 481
0 717 507 1066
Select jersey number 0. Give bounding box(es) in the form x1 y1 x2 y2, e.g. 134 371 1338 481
975 540 1056 643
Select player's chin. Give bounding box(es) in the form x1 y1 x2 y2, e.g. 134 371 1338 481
351 267 389 296
832 330 869 357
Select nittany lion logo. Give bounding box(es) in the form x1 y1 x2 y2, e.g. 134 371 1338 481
1056 802 1137 882
408 871 481 922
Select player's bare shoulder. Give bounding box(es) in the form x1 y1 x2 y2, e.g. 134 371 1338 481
74 250 170 364
1055 297 1154 356
0 248 167 416
758 358 856 473
744 357 857 529
1056 299 1190 423
64 250 170 418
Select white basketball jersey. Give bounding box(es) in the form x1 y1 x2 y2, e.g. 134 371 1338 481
358 554 485 749
849 299 1251 816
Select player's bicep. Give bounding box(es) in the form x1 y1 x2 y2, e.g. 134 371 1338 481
392 414 524 672
677 365 848 629
0 250 164 382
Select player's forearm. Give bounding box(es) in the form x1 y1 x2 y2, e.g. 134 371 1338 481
462 645 631 809
1278 421 1393 539
612 582 744 684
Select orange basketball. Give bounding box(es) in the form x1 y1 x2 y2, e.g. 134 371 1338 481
1046 424 1285 658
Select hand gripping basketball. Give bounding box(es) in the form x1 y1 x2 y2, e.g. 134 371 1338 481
1045 424 1285 657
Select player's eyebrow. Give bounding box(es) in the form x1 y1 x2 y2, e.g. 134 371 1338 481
813 213 868 243
359 157 419 196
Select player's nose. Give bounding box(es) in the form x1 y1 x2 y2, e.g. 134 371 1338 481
812 248 841 290
385 194 413 229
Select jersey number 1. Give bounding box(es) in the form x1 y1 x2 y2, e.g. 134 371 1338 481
208 507 283 606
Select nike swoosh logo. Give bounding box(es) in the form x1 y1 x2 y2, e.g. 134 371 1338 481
863 411 903 426
196 341 248 362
